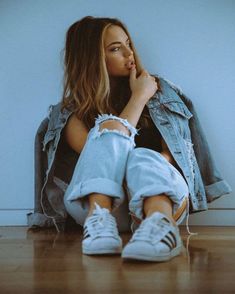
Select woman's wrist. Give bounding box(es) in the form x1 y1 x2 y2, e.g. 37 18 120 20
130 92 149 105
119 94 146 128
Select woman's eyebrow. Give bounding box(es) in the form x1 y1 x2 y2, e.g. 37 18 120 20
106 38 129 48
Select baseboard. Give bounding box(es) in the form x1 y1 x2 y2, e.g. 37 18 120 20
0 209 34 226
0 209 235 226
181 209 235 226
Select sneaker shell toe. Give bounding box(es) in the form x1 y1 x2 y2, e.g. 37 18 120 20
83 236 122 255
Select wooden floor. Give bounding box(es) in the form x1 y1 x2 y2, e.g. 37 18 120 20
0 226 235 293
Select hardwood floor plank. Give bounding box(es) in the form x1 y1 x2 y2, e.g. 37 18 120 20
0 226 235 293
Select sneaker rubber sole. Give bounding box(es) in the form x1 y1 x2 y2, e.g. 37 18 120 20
122 244 182 262
83 246 122 255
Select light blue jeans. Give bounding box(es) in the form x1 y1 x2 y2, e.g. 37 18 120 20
64 114 189 232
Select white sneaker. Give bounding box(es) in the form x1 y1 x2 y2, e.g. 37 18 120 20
82 203 122 255
130 196 189 233
122 212 182 262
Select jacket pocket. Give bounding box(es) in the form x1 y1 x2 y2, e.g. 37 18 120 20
163 101 193 139
163 101 193 119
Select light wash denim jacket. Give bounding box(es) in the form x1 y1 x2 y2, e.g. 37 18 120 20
27 75 232 232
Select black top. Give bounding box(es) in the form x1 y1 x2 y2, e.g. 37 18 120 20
54 130 79 183
135 123 162 153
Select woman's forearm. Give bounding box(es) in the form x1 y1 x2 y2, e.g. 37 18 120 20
99 95 146 137
117 67 158 133
119 94 146 128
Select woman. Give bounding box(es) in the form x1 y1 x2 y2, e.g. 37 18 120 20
62 15 190 262
31 16 231 262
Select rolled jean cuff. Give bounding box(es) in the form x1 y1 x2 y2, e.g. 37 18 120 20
129 193 187 221
65 178 125 207
125 148 189 221
94 114 138 142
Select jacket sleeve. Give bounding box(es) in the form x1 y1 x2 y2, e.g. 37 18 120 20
179 92 232 202
27 117 55 229
34 117 49 214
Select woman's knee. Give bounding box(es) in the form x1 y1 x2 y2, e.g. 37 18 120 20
99 120 130 136
128 147 163 161
94 114 138 140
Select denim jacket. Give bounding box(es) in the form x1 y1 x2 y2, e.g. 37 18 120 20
27 75 232 232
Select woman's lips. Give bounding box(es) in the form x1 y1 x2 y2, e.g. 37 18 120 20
125 60 135 69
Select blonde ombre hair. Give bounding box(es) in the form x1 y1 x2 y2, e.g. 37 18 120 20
61 16 159 129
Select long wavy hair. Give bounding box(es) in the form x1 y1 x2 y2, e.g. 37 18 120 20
61 16 160 129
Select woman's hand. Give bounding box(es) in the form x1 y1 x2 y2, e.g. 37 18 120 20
129 67 158 103
119 68 158 128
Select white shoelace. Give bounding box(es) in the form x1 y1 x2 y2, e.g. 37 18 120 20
84 203 118 238
130 197 198 237
185 197 198 236
130 215 171 243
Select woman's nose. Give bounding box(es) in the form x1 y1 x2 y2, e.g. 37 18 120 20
124 46 133 57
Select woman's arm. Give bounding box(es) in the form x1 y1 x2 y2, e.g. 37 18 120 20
99 95 147 136
100 68 158 136
64 114 89 154
119 68 158 127
65 68 158 151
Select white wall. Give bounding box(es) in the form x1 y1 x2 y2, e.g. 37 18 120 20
0 0 234 226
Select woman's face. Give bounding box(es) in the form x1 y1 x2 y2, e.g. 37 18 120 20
103 25 135 77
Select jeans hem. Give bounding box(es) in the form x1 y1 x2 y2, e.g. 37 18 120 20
65 178 125 202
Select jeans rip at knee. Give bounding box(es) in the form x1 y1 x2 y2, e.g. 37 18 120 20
91 114 138 146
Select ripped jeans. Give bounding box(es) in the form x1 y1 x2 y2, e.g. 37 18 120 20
64 114 189 232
